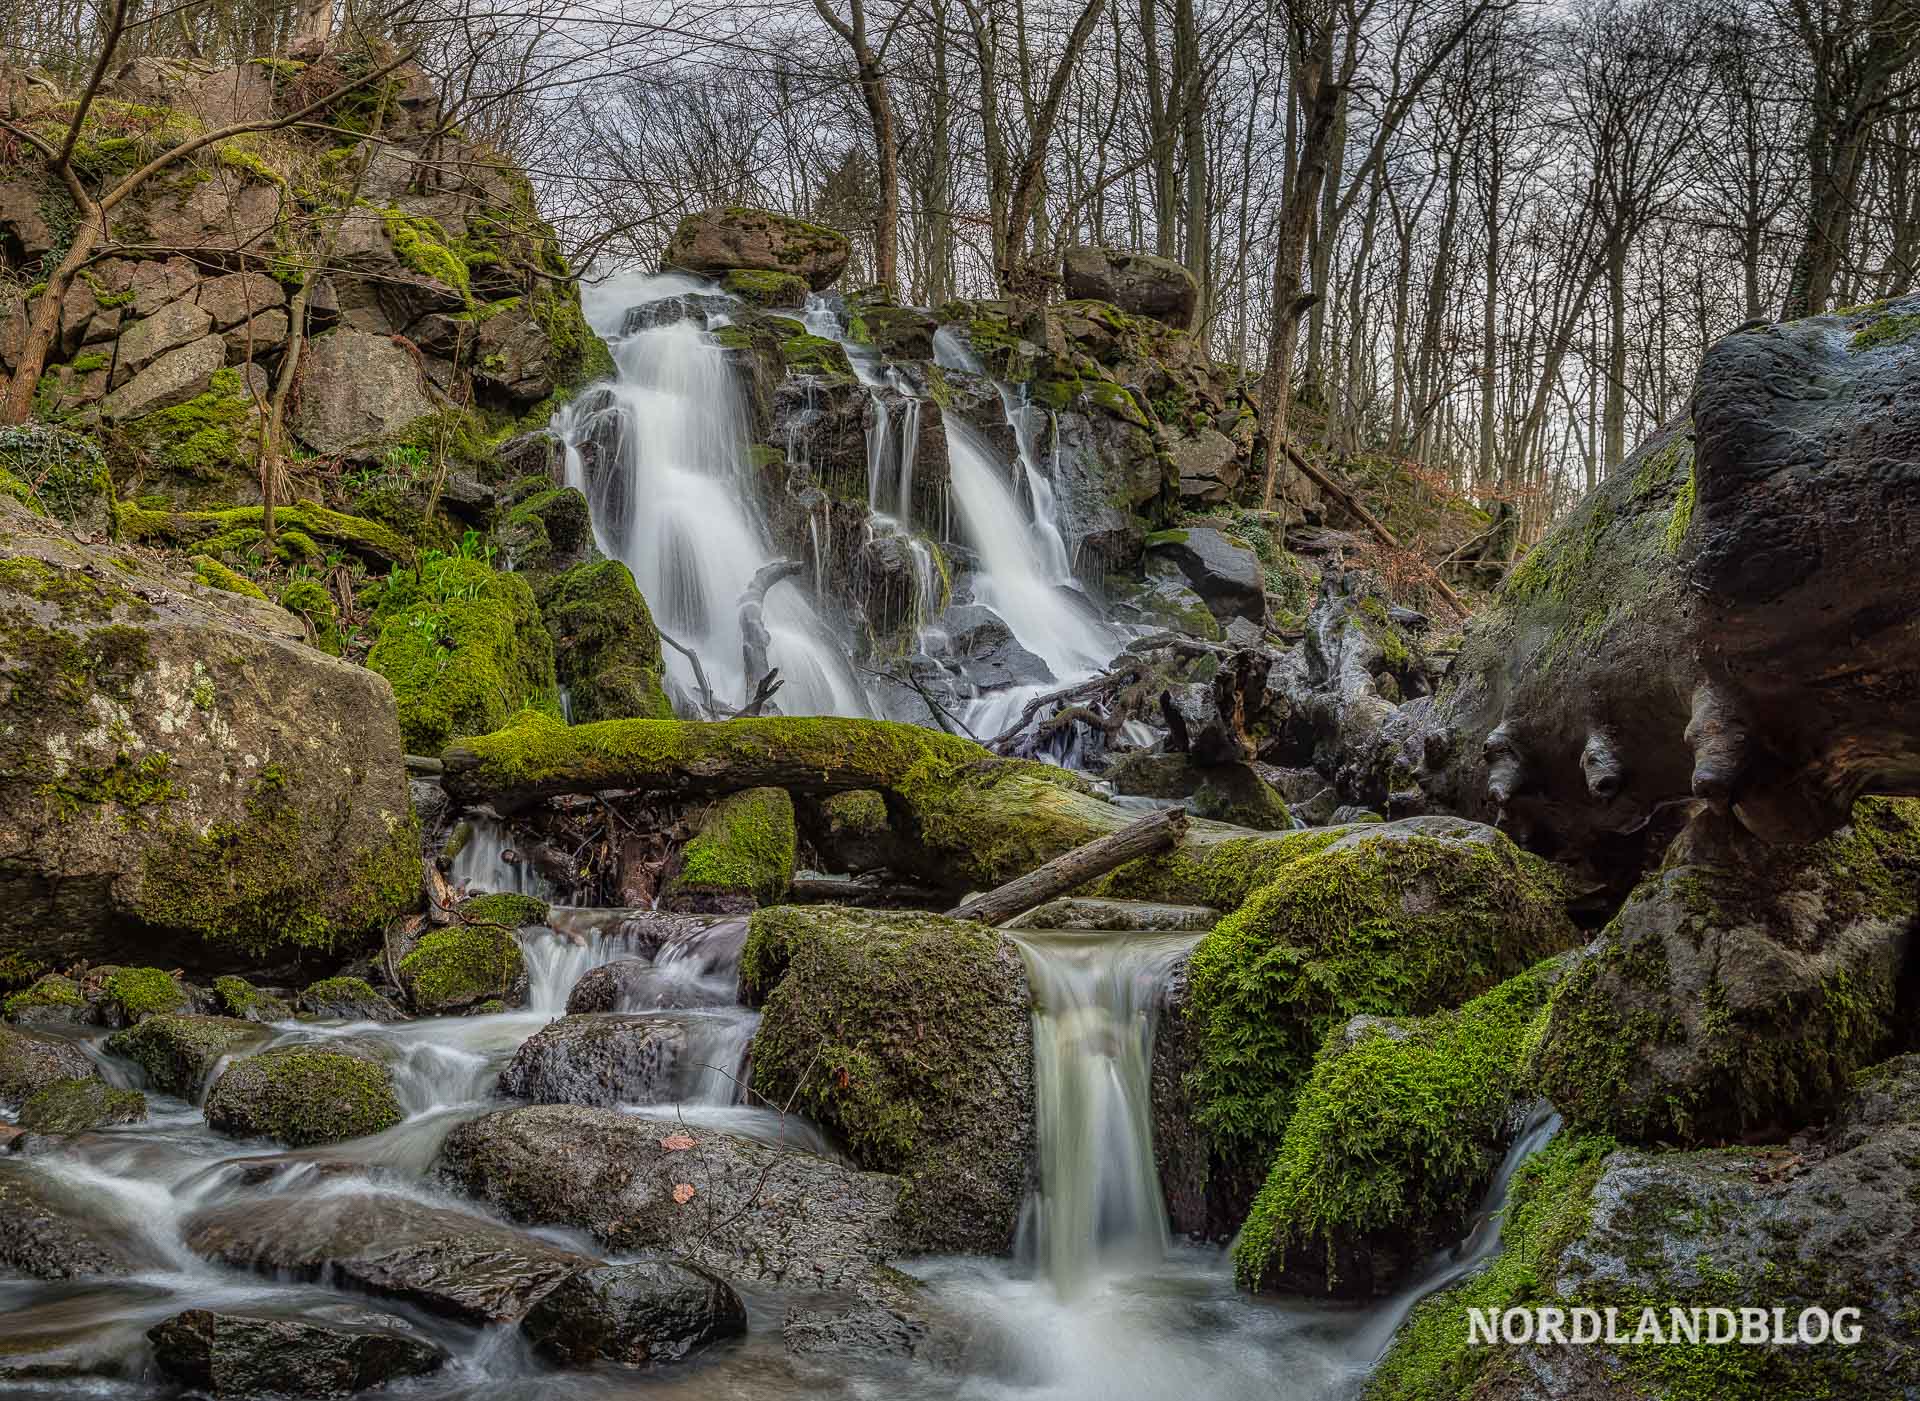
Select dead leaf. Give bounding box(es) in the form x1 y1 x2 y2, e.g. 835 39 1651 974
660 1132 696 1152
672 1182 696 1204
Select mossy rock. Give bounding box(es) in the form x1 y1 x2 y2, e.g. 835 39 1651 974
18 1076 147 1133
277 578 341 655
210 975 291 1023
3 973 88 1026
398 923 524 1013
297 976 402 1023
1533 799 1920 1146
496 483 593 574
0 424 115 532
105 1013 267 1098
666 787 797 911
455 892 550 928
366 553 558 755
1235 959 1561 1297
534 559 673 723
1177 818 1577 1224
115 497 412 567
740 905 1034 1254
721 267 810 308
115 367 262 507
779 332 856 384
1 503 421 974
0 1022 96 1107
96 966 191 1027
190 553 268 600
204 1042 403 1146
1368 1058 1920 1399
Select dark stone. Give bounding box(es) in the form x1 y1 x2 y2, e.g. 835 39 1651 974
932 603 1054 691
0 1158 152 1278
148 1305 448 1397
519 1259 746 1366
1060 245 1199 326
184 1190 597 1323
781 1266 959 1363
1145 527 1264 625
498 1013 691 1107
565 958 730 1013
295 980 403 1022
438 1104 905 1289
0 1024 95 1108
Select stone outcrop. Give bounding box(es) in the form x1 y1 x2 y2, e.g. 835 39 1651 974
665 206 851 290
1061 245 1200 326
148 1305 448 1398
0 498 420 976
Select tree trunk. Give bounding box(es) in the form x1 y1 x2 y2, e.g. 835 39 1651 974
948 807 1189 925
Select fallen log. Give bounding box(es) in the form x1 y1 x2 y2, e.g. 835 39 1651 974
947 806 1189 926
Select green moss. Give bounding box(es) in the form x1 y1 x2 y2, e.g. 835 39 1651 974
189 554 268 600
213 135 290 191
278 577 341 654
671 786 797 905
398 923 523 1012
18 1076 146 1133
534 558 673 722
119 367 259 491
37 749 180 827
204 1044 402 1146
3 974 85 1020
1364 1131 1617 1400
0 423 114 526
528 284 613 391
366 554 558 754
378 205 471 302
1235 960 1560 1292
455 892 549 928
1665 462 1697 553
210 974 288 1021
117 497 410 565
1183 831 1575 1169
781 332 857 383
139 765 422 960
100 966 187 1022
1848 310 1920 351
824 788 889 837
104 1012 264 1097
720 268 809 308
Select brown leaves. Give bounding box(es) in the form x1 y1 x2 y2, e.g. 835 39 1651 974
660 1131 695 1152
672 1182 696 1204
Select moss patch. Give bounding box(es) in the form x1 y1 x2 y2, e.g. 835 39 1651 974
99 966 189 1023
670 786 797 906
190 553 268 600
203 1043 402 1146
2 974 86 1022
534 558 672 722
105 1012 263 1098
19 1076 146 1133
398 923 523 1012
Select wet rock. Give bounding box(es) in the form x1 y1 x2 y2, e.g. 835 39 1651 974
185 1190 596 1323
1060 245 1199 326
1005 897 1219 933
289 328 434 454
104 1014 266 1099
622 292 734 333
1122 569 1222 641
519 1259 746 1367
781 1266 959 1362
564 959 655 1013
1534 801 1920 1147
498 1014 692 1107
665 206 850 290
17 1077 146 1134
148 1304 447 1396
739 906 1035 1255
0 1159 149 1278
88 967 193 1028
203 1042 403 1146
0 1024 96 1108
296 976 402 1023
398 920 524 1014
1374 1058 1920 1400
663 786 798 912
1145 527 1264 626
439 1104 906 1289
1 974 90 1027
1106 752 1291 830
933 603 1055 691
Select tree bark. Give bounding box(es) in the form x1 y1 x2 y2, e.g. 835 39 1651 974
947 807 1189 925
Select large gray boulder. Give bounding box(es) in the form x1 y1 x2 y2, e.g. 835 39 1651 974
1145 526 1265 626
438 1103 906 1290
519 1259 746 1367
185 1190 596 1323
1061 245 1199 326
665 206 850 290
0 500 420 975
497 1013 692 1107
97 333 225 419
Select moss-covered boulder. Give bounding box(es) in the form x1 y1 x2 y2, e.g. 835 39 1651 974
0 499 421 976
740 906 1035 1253
1535 800 1920 1147
204 1043 403 1145
366 553 557 754
495 482 594 575
93 966 191 1027
665 787 797 912
455 892 550 928
0 1022 97 1107
720 267 811 309
1147 818 1576 1238
666 206 850 290
398 922 524 1013
210 974 291 1023
19 1076 147 1133
2 973 88 1026
1369 1058 1920 1400
297 976 401 1023
1234 960 1560 1297
534 559 673 723
105 1013 267 1098
0 424 115 533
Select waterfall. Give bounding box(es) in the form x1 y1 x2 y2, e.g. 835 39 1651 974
1011 930 1198 1294
552 297 870 718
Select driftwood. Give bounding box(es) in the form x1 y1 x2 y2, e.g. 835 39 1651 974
988 662 1145 752
739 560 804 708
946 806 1189 926
659 630 719 718
1161 648 1273 766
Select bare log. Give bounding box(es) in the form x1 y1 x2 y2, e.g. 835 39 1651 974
947 806 1189 926
739 560 804 706
988 662 1145 752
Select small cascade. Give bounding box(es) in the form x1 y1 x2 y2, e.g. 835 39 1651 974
447 816 551 903
1011 930 1197 1294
